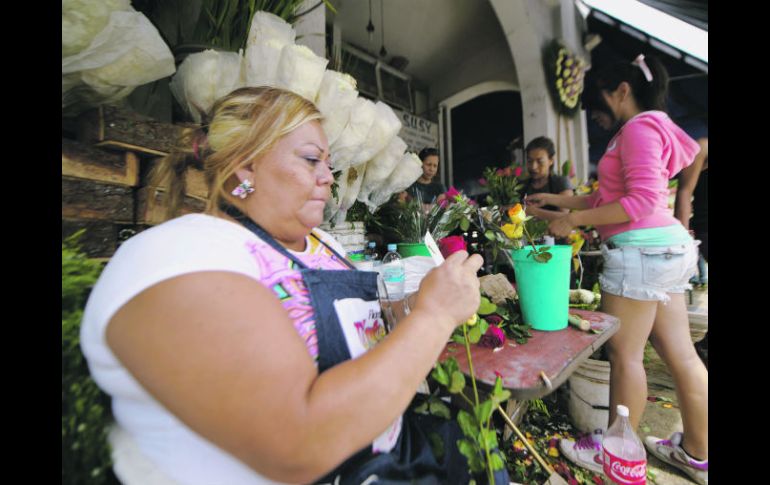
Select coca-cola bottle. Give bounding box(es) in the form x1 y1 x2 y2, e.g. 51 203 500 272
602 404 647 484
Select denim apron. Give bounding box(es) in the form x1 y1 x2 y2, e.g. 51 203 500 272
225 207 508 485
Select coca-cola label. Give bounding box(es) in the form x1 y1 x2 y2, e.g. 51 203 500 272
603 447 646 484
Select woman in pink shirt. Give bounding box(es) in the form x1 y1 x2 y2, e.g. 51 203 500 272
527 55 707 485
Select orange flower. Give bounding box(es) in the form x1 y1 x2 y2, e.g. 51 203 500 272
507 203 526 224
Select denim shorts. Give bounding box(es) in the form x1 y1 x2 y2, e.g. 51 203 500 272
599 240 699 303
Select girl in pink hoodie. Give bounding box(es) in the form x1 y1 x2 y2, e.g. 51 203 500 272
528 55 707 485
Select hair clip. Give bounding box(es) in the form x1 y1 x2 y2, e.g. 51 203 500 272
632 54 653 82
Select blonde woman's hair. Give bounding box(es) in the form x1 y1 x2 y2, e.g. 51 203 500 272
150 86 322 220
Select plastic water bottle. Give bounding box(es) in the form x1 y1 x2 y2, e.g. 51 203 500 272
365 241 380 264
381 244 406 301
602 404 647 484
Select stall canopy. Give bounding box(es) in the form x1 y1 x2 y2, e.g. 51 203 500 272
578 0 707 72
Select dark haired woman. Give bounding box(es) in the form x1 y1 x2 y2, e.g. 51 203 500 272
520 136 574 221
527 55 707 485
406 147 447 209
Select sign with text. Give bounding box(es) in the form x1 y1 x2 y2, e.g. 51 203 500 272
393 108 439 153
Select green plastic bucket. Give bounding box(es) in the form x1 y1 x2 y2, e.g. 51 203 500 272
397 242 431 257
510 245 572 331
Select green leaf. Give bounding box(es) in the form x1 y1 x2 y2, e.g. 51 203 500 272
480 428 499 450
460 218 470 232
468 324 482 344
429 399 452 420
428 431 445 460
449 371 466 394
493 389 511 405
444 357 460 375
475 400 493 424
452 334 467 344
457 410 479 437
538 246 552 252
490 452 505 470
432 363 449 386
413 401 429 415
457 438 478 462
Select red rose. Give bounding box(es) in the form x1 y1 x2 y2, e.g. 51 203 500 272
514 166 523 177
479 325 506 348
438 235 467 258
479 177 487 186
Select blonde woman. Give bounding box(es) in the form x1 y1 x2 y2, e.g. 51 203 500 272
80 87 506 484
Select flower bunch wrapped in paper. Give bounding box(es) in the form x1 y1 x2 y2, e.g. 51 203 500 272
330 97 378 172
368 152 423 208
62 1 175 116
170 49 245 123
62 0 132 57
275 44 328 102
315 70 359 145
358 136 409 207
348 101 402 167
243 12 296 87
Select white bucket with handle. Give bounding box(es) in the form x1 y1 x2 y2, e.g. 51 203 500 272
568 358 610 433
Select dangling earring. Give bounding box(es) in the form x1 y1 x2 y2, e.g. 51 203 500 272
231 179 255 199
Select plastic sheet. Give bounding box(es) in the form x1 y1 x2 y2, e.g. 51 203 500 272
243 12 295 88
350 101 402 167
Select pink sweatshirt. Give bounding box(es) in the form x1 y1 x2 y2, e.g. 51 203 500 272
586 111 700 240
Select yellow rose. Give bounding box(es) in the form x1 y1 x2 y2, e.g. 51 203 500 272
507 203 527 224
502 223 524 240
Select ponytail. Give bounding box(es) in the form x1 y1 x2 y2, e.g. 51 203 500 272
149 126 207 221
584 53 669 113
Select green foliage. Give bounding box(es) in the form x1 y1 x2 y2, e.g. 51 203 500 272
482 166 524 207
434 352 508 481
62 231 116 485
194 0 336 52
371 196 436 244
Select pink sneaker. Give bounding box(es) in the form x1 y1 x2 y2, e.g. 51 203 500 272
644 432 707 485
559 429 604 474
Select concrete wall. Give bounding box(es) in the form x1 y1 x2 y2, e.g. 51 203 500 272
486 0 589 181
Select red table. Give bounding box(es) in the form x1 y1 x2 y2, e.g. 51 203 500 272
438 309 619 400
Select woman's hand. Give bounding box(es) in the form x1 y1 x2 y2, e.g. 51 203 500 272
549 213 576 238
525 192 553 208
413 250 484 332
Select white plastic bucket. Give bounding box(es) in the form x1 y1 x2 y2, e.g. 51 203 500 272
568 358 610 433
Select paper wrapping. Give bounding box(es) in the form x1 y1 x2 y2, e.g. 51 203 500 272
315 70 359 145
275 44 328 101
246 11 295 47
369 152 423 207
330 97 377 172
357 136 408 207
242 13 295 88
62 9 175 115
169 49 244 123
331 164 369 226
62 0 132 57
350 101 402 166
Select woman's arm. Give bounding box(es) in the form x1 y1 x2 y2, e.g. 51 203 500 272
674 138 708 229
106 252 482 483
547 202 631 237
526 189 573 221
526 192 593 211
